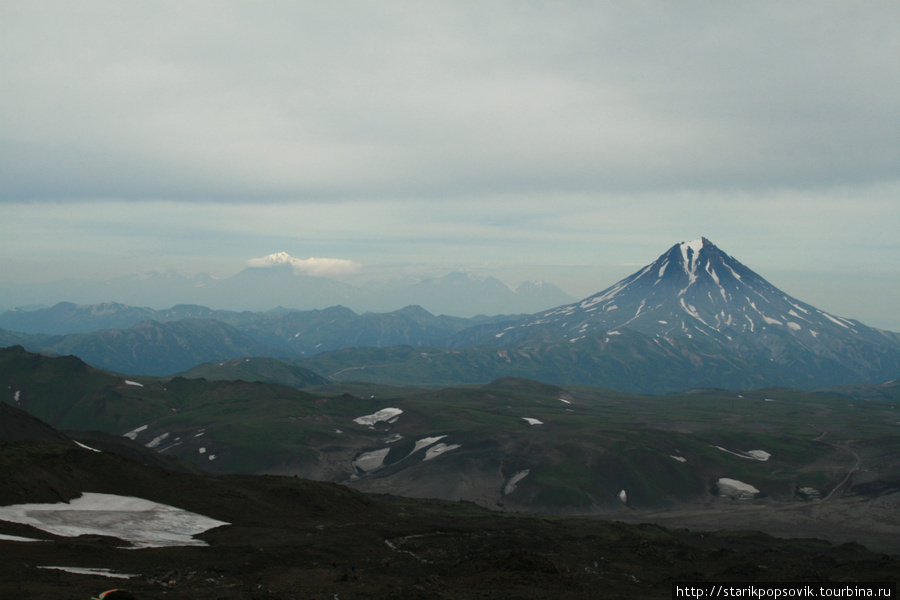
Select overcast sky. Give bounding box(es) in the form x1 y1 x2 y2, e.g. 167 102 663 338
2 2 899 329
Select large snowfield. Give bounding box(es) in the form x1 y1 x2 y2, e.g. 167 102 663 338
0 492 228 548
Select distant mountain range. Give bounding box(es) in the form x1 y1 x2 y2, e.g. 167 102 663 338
0 253 575 317
1 239 898 392
0 303 517 375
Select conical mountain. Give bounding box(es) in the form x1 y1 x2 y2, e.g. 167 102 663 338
453 238 900 389
508 238 867 338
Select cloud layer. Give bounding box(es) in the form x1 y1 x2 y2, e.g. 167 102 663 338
1 2 898 329
3 2 898 203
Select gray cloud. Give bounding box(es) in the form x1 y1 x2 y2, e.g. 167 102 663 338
3 2 898 202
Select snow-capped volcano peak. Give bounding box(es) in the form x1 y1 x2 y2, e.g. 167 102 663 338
679 237 706 265
487 238 884 365
251 252 297 267
448 237 900 391
246 253 362 277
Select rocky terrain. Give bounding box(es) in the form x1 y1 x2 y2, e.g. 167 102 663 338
2 428 898 600
3 345 900 557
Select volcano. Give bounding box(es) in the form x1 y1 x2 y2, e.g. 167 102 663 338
451 238 900 389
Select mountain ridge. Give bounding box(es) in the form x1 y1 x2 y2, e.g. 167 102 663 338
2 344 900 560
0 260 576 317
2 238 898 390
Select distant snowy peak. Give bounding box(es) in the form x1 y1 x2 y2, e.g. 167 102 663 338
246 253 361 277
247 252 299 268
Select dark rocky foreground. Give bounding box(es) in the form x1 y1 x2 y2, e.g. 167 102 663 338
1 443 898 600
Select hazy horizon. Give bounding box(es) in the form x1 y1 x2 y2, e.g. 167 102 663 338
2 3 898 330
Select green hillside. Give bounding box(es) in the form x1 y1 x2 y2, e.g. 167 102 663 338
4 346 898 519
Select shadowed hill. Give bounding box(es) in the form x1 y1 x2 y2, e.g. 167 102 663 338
1 410 898 600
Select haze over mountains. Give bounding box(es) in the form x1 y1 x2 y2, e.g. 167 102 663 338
2 238 896 393
0 252 575 317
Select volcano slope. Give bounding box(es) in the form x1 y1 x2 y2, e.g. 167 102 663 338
1 407 898 600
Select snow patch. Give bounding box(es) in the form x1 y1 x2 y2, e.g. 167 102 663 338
74 441 101 453
670 455 687 463
124 380 144 387
353 408 403 426
822 312 851 329
744 450 771 461
618 489 627 504
353 448 391 472
786 322 801 331
717 478 759 499
0 493 228 548
38 566 137 579
713 446 770 461
145 432 169 449
521 417 543 425
13 390 20 403
723 263 743 281
798 487 821 501
423 443 460 461
123 424 148 440
788 301 809 315
410 436 447 456
0 533 42 542
504 470 530 495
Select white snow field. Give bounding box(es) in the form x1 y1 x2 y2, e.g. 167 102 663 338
0 493 228 548
716 478 760 500
410 435 446 456
353 448 391 472
353 408 403 426
423 443 461 461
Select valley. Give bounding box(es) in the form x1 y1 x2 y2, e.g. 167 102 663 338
2 346 899 556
